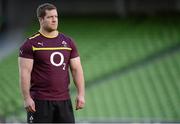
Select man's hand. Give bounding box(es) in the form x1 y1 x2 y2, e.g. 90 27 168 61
75 95 85 110
24 97 36 112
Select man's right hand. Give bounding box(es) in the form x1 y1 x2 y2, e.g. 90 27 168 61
24 97 36 112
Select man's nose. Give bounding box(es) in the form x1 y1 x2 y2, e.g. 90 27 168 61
52 17 57 22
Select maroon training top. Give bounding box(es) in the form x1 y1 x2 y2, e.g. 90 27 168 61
19 32 79 100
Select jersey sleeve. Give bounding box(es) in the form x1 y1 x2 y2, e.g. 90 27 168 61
69 38 79 59
19 39 34 59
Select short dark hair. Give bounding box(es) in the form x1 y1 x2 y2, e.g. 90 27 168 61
37 3 57 18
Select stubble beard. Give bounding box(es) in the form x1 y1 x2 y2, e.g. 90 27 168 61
45 26 57 32
44 24 58 32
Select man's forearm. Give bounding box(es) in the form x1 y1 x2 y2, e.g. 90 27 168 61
20 72 31 100
72 67 85 96
71 66 85 110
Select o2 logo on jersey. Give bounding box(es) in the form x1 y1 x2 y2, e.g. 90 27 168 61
50 52 66 70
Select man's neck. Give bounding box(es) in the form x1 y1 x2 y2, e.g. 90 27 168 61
39 29 58 38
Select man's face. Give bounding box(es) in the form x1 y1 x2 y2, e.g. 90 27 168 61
40 9 58 32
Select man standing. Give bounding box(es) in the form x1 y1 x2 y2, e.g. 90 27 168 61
18 3 85 123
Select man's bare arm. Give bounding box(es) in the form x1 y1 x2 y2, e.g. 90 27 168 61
18 57 35 112
70 57 85 110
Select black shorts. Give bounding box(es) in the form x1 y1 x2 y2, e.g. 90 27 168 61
27 99 75 123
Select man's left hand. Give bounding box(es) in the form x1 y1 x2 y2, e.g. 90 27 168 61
75 95 85 110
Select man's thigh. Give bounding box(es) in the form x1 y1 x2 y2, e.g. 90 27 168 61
27 100 53 123
53 99 75 123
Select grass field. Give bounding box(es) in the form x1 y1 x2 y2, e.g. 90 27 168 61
0 16 180 122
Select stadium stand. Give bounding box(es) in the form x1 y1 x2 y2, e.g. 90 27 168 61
0 17 2 31
73 48 180 122
0 16 180 122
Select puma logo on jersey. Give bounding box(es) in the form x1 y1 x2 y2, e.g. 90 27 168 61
38 42 44 46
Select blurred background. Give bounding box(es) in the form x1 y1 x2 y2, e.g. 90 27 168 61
0 0 180 123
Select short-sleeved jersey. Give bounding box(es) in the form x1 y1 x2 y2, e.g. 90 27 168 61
19 32 79 100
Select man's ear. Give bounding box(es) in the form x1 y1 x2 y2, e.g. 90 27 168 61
38 17 43 23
